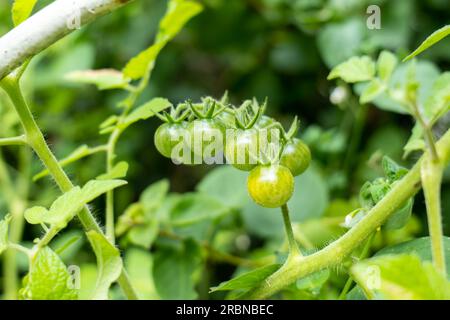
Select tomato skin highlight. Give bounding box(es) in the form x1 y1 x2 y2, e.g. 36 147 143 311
247 164 294 208
187 119 226 158
154 122 188 158
280 138 311 176
225 128 259 171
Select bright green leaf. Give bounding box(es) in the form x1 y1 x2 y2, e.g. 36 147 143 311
403 123 425 158
125 249 160 299
377 51 398 82
210 264 280 292
139 179 170 214
86 231 123 300
20 247 78 300
404 25 450 61
360 78 386 104
97 161 129 180
0 214 11 255
424 72 450 125
121 98 172 128
123 0 203 80
328 56 375 83
24 206 48 225
351 254 450 299
12 0 38 26
127 220 159 249
42 180 127 228
65 69 130 90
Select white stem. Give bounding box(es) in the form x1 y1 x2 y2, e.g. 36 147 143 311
0 0 134 80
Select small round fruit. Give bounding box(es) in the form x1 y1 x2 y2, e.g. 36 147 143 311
225 128 259 171
154 122 188 158
187 119 226 159
280 138 311 176
247 164 294 208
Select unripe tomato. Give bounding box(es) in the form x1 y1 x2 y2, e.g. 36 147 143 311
247 164 294 208
256 115 275 128
154 122 189 158
280 138 311 176
225 128 260 171
187 119 226 159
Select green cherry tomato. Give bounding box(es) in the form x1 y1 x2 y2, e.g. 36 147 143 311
256 115 275 128
154 122 188 158
280 138 311 176
225 128 259 171
187 119 226 159
247 164 294 208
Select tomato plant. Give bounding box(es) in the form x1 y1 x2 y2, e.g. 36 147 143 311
0 0 449 302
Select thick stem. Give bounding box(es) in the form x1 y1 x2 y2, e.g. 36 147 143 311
421 156 446 276
281 204 301 257
0 77 138 300
245 128 450 299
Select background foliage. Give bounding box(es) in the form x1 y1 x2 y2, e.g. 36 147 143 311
0 0 449 299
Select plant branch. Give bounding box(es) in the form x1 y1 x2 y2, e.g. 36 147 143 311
0 135 28 147
281 204 301 257
0 0 135 80
245 128 450 299
0 76 138 300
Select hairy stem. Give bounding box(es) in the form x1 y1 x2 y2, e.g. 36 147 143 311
0 76 138 300
245 128 450 299
421 156 446 275
281 204 301 257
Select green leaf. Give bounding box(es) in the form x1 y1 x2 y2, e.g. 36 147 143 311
38 180 127 228
97 161 129 180
12 0 38 26
34 145 105 181
169 193 230 227
210 264 280 292
20 247 78 300
196 166 248 209
153 239 202 299
328 56 375 83
65 69 130 90
127 220 159 249
86 231 123 300
123 0 203 80
403 123 425 158
125 249 160 299
140 179 170 214
351 254 450 299
381 156 408 182
359 78 386 104
404 25 450 61
377 51 398 82
24 206 48 225
121 98 172 128
0 214 11 255
424 72 450 125
384 198 413 230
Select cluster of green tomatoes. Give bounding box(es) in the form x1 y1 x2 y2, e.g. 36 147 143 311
153 93 311 209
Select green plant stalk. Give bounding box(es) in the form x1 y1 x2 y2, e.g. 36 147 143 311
421 156 446 275
105 72 150 243
338 232 375 300
0 151 27 299
281 204 301 257
0 135 27 146
245 128 450 299
0 77 138 300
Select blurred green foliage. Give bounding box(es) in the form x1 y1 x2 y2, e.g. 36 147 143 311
0 0 449 300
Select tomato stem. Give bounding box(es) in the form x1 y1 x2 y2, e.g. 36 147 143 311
421 155 446 276
0 75 139 300
281 204 302 257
